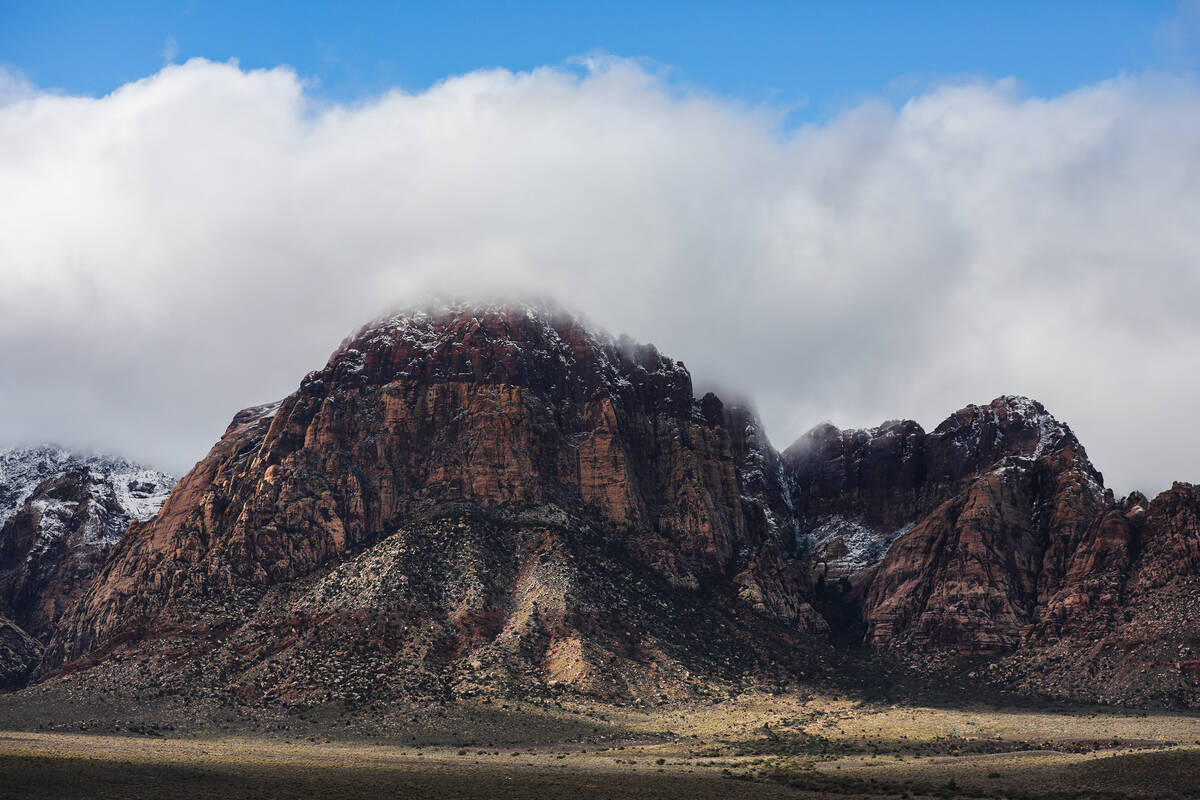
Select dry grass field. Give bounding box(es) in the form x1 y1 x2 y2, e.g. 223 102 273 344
1 693 1198 798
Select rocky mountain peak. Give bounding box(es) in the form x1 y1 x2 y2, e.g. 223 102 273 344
305 302 695 419
41 304 824 688
779 396 1106 603
0 445 174 536
927 395 1091 477
14 304 1198 709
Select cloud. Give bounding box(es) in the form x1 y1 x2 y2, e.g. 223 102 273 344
162 34 179 64
0 67 38 106
1 58 1198 494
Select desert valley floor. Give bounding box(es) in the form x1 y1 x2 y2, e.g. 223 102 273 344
4 306 1200 798
0 692 1198 799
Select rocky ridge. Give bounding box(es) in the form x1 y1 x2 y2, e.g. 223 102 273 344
10 304 1200 708
41 303 825 702
0 446 175 642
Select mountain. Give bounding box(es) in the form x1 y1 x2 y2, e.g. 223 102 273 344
784 398 1200 706
783 397 1105 651
42 304 826 703
0 446 175 642
1000 481 1200 706
16 304 1200 709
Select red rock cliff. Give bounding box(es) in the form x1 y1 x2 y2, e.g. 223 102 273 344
43 304 814 690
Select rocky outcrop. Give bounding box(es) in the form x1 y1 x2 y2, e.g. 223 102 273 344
782 397 1110 655
861 438 1106 654
42 304 821 700
798 398 1200 708
0 447 174 641
15 303 1200 708
784 396 1103 589
0 615 40 691
989 483 1200 707
784 419 927 535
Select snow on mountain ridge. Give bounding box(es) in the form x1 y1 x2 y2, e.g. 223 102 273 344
0 444 175 531
324 301 693 403
801 515 913 579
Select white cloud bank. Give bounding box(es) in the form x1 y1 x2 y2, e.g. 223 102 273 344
1 58 1198 493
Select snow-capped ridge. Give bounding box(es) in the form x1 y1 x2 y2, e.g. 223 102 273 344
0 445 177 641
0 444 176 537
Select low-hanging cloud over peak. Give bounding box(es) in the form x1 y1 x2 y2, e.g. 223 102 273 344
1 57 1197 494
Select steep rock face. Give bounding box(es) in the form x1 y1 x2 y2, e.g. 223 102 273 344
1090 484 1200 702
995 483 1200 706
862 441 1106 654
781 396 1200 701
720 404 821 629
44 304 817 697
1130 483 1200 592
784 419 927 535
784 397 1099 588
848 399 1107 655
0 615 40 691
0 447 174 641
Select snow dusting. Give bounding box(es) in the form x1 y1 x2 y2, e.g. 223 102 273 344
0 445 176 555
801 515 912 578
329 300 691 400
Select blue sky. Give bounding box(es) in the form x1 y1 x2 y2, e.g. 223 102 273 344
2 1 1195 118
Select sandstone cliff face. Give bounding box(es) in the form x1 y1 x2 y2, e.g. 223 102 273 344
782 396 1111 656
799 396 1200 707
0 448 173 641
784 419 927 536
783 397 1104 590
990 483 1200 707
43 304 818 699
861 440 1106 654
20 304 1200 708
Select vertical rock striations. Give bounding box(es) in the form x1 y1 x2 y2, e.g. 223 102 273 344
43 303 818 700
14 305 1200 708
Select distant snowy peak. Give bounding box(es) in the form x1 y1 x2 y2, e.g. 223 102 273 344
0 445 75 523
0 446 176 641
0 444 175 530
